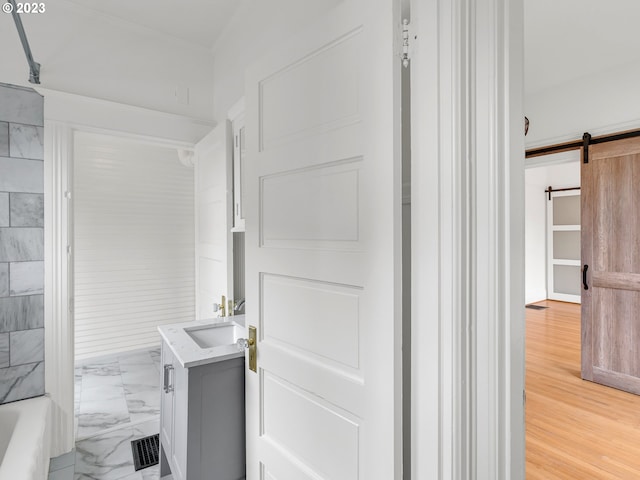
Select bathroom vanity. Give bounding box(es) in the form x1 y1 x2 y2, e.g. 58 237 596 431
158 317 246 480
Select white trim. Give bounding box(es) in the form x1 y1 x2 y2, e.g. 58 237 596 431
44 121 74 457
227 97 245 123
412 0 525 477
552 259 581 267
525 149 581 168
36 88 213 145
552 225 580 232
525 117 640 151
547 190 582 304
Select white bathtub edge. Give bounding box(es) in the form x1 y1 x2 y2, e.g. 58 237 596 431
0 396 52 480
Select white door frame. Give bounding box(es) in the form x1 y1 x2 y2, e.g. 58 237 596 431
546 190 581 304
42 90 203 456
411 0 525 478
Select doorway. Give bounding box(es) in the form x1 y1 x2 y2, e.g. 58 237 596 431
71 131 195 478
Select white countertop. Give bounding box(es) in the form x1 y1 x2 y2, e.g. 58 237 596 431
158 315 246 368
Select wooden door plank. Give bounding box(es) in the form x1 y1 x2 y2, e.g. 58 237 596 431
582 136 640 392
580 145 593 380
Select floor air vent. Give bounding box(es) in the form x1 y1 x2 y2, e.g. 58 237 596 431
131 434 160 471
525 304 548 310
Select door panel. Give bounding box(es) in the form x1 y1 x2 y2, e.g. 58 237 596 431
244 1 401 479
582 136 640 394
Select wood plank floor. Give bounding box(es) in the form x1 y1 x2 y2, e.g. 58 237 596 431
526 300 640 479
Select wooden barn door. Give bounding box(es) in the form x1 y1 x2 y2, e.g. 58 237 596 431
582 136 640 394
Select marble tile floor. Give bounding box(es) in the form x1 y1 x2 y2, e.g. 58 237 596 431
74 347 162 480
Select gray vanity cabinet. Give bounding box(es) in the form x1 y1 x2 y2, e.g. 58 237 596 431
160 340 246 480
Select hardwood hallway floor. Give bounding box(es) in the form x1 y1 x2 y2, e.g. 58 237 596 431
526 300 640 479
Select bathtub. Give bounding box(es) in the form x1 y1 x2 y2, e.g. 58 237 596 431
0 396 51 480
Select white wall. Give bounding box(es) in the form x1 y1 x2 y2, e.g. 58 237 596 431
525 59 640 147
1 4 215 120
525 160 580 304
73 132 195 359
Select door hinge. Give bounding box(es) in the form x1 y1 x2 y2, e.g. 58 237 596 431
402 19 412 68
69 297 74 314
64 191 72 200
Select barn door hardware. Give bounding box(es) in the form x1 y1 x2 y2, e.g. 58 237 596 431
582 265 589 291
544 185 581 201
582 132 592 164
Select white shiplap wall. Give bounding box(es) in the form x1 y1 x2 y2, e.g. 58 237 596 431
74 132 195 359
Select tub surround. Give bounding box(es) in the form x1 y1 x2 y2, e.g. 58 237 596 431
0 83 45 405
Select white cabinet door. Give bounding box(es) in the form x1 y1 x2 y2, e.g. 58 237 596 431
244 1 402 478
195 123 233 319
160 343 175 471
171 361 189 480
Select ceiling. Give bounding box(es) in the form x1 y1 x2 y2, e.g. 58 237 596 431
59 0 640 94
525 0 640 95
61 0 241 49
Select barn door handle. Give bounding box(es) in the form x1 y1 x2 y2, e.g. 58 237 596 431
583 264 589 290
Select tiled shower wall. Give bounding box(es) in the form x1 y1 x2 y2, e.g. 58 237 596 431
0 83 45 404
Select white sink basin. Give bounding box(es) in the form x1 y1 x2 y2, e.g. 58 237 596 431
184 322 243 349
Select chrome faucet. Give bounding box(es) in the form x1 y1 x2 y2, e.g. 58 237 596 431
234 299 245 313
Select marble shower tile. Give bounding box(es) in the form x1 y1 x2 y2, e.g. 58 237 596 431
0 228 44 261
0 85 43 126
0 294 44 333
9 124 44 160
0 333 8 368
0 263 7 297
9 193 43 227
0 361 44 403
0 157 44 193
9 328 44 365
0 193 8 227
9 261 44 295
0 122 8 157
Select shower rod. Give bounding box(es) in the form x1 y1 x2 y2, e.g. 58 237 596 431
7 0 40 84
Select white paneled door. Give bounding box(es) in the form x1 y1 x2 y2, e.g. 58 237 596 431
244 1 401 479
194 122 233 319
